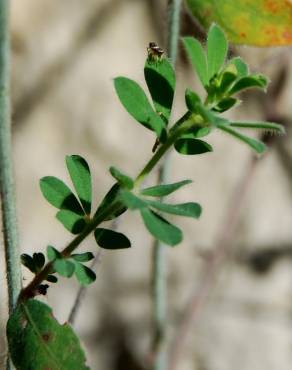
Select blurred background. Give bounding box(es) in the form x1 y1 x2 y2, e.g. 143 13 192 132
1 0 292 369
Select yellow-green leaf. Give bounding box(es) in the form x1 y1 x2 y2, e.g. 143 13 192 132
186 0 292 46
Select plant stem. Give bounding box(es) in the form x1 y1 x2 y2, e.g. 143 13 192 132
0 0 22 313
167 0 182 63
151 1 182 369
19 115 197 302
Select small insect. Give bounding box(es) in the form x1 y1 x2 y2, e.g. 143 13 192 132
147 42 164 62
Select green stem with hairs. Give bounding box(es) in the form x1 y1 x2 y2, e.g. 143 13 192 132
0 0 22 312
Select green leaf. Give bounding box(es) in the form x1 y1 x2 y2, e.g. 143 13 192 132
218 124 267 154
230 121 285 134
231 57 249 77
174 138 213 155
40 176 84 215
94 228 131 250
56 210 87 234
95 183 127 221
120 190 147 210
66 155 92 215
71 252 94 263
109 166 134 189
183 37 208 87
218 72 238 93
114 77 166 140
213 97 239 113
195 101 216 125
7 300 89 370
207 23 228 79
46 275 58 283
182 127 211 139
74 263 96 286
47 245 61 261
53 259 75 278
185 88 202 113
147 200 202 219
229 74 269 95
21 254 36 273
140 208 182 246
33 253 45 271
141 179 192 197
144 58 176 122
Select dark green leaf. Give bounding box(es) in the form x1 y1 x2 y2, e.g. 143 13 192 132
218 124 267 153
47 245 61 261
95 183 127 221
219 72 237 93
207 23 228 79
144 58 175 122
213 97 239 112
114 77 166 140
46 275 58 283
74 263 96 286
40 176 84 215
140 208 182 246
7 300 89 370
21 254 36 273
66 155 92 215
183 37 208 87
185 88 202 113
147 200 202 218
230 121 285 134
53 259 75 278
229 74 269 95
141 179 192 197
174 138 213 155
71 252 94 263
33 253 45 271
94 228 131 250
109 166 134 189
56 210 87 234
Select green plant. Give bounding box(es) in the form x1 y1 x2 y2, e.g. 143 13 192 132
5 24 284 369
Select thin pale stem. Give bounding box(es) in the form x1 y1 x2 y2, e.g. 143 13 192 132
68 248 103 325
151 1 182 369
68 218 118 325
167 0 182 63
0 0 22 312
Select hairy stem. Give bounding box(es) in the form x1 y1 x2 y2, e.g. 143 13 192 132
152 1 182 369
0 0 22 312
